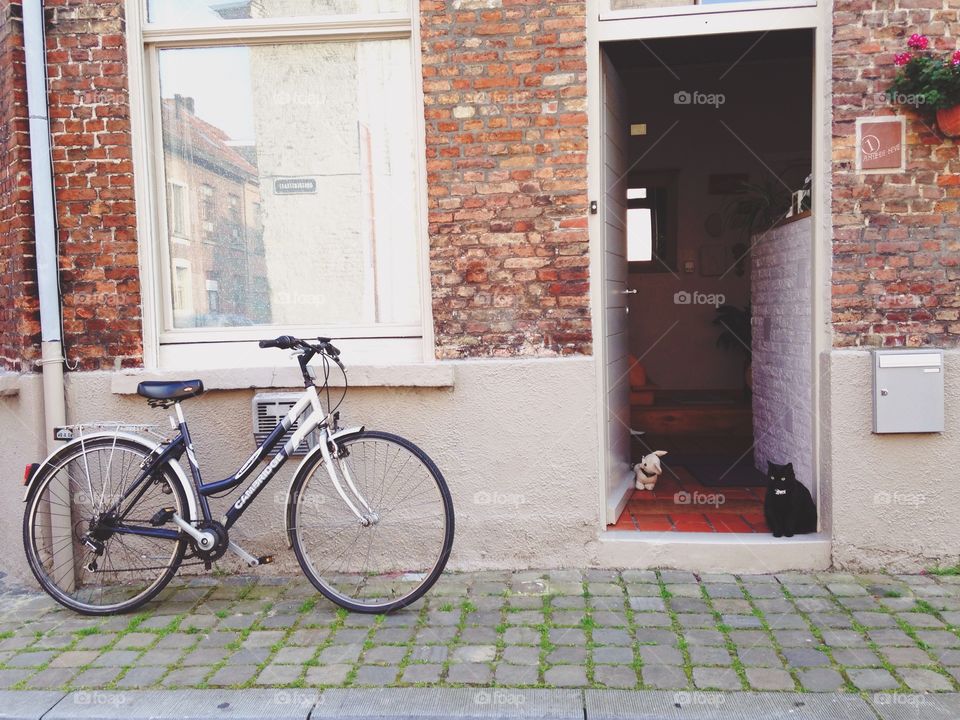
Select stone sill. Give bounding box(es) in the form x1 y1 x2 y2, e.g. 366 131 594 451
111 363 455 395
0 373 20 397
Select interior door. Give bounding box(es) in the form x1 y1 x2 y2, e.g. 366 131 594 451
601 50 634 525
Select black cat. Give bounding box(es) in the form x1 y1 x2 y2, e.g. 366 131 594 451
763 461 817 538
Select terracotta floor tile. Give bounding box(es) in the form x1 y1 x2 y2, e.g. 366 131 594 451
633 515 674 532
707 515 753 533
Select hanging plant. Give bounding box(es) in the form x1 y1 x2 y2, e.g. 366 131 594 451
887 34 960 136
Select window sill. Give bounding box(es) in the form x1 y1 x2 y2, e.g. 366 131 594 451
0 373 20 397
110 363 455 394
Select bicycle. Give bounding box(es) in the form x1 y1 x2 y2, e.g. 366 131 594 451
22 335 455 615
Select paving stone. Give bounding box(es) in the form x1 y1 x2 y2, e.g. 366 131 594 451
681 630 724 646
593 646 633 664
736 648 782 667
543 665 589 687
113 632 156 649
502 646 539 665
820 630 868 647
628 597 666 612
637 646 683 666
642 664 688 689
460 627 498 644
354 665 398 685
546 647 587 664
409 645 448 663
592 629 632 646
138 648 185 666
755 599 793 614
764 614 808 629
305 664 351 685
0 669 33 689
32 635 72 650
632 613 672 627
898 667 954 691
917 630 960 647
6 651 55 667
594 665 637 688
273 646 317 664
728 630 772 647
49 650 101 668
242 630 286 648
593 611 628 627
319 644 364 664
503 627 539 645
446 663 492 685
688 646 731 665
452 645 496 663
783 648 831 667
869 629 916 646
796 668 845 691
24 668 75 689
721 614 762 629
881 647 934 666
289 629 329 646
161 667 210 687
670 599 709 613
73 635 114 650
831 648 882 666
115 665 167 688
677 614 714 629
549 629 586 646
70 667 122 687
773 630 817 647
227 648 270 665
712 600 753 614
416 627 457 644
493 663 539 685
401 664 444 684
745 667 794 690
552 596 588 609
692 667 741 690
182 647 230 666
847 668 899 691
852 611 896 628
706 584 745 599
207 664 258 686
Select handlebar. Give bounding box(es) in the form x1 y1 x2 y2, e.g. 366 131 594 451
258 335 341 358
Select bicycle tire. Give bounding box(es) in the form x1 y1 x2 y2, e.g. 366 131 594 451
23 437 189 615
287 430 454 613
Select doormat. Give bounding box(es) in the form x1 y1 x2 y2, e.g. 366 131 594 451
666 454 767 487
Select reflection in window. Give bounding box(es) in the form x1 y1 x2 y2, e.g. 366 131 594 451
157 40 419 330
147 0 409 24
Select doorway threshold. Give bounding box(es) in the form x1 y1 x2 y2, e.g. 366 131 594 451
595 531 831 573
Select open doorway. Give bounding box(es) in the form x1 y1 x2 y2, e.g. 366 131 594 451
602 29 816 534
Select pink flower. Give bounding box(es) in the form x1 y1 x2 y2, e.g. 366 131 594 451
894 52 912 66
907 33 929 50
952 50 960 66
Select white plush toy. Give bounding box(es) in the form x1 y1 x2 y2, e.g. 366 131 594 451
634 450 668 491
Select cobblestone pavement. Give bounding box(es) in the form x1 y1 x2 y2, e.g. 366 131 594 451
2 569 960 694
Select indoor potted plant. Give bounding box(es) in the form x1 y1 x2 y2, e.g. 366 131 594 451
887 34 960 136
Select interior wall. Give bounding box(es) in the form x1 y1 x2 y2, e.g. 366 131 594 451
620 54 812 391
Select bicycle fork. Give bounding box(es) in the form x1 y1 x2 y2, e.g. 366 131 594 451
320 432 378 526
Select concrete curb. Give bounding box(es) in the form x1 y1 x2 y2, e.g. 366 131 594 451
1 688 955 720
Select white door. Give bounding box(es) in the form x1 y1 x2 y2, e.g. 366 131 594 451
601 50 634 524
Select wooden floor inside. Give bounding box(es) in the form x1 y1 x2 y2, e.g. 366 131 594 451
610 465 769 533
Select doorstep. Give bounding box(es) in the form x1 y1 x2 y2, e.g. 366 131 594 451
595 531 832 573
3 688 941 720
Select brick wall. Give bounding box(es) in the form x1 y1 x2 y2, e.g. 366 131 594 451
752 215 815 493
420 0 591 359
832 1 960 348
46 0 141 369
0 0 40 372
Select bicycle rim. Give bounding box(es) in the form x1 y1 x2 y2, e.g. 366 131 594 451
24 439 186 614
291 430 454 612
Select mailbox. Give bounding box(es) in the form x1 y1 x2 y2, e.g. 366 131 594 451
872 349 944 434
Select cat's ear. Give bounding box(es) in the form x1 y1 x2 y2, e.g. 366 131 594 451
654 450 668 457
786 463 794 469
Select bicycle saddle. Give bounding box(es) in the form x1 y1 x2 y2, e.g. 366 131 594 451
136 380 205 401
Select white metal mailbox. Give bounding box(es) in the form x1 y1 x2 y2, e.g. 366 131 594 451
872 349 944 433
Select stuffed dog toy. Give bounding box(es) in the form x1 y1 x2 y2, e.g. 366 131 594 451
634 450 668 491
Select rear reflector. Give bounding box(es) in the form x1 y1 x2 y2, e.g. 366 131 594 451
23 463 39 486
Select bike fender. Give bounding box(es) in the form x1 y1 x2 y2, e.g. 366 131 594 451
283 425 364 547
22 431 199 523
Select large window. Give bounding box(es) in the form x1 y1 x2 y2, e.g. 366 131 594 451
136 0 424 355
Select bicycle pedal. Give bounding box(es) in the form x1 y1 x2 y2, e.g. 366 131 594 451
257 555 274 565
150 507 176 526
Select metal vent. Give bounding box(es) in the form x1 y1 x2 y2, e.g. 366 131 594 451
251 393 316 456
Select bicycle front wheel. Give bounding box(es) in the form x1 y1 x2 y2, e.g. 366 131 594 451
288 430 454 613
23 437 188 615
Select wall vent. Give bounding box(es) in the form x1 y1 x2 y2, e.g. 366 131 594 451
251 393 316 456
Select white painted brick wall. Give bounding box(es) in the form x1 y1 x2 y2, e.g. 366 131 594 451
751 215 815 496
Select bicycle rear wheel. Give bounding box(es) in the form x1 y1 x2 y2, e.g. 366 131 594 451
288 430 454 613
23 437 188 615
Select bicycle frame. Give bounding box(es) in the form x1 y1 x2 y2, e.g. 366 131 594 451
105 382 368 551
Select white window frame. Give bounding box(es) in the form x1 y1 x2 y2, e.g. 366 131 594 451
125 0 434 369
600 0 816 22
166 179 190 242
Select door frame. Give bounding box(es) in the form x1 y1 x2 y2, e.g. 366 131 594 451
587 1 832 534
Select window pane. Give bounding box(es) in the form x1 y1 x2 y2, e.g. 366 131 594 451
147 0 408 24
158 41 420 330
627 208 652 262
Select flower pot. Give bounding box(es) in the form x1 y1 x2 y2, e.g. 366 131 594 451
937 106 960 137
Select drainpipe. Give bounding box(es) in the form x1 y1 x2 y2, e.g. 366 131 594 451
23 0 66 457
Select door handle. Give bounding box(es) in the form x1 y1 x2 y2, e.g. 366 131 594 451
620 289 637 294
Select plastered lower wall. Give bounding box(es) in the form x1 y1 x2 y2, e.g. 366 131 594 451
828 350 960 572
